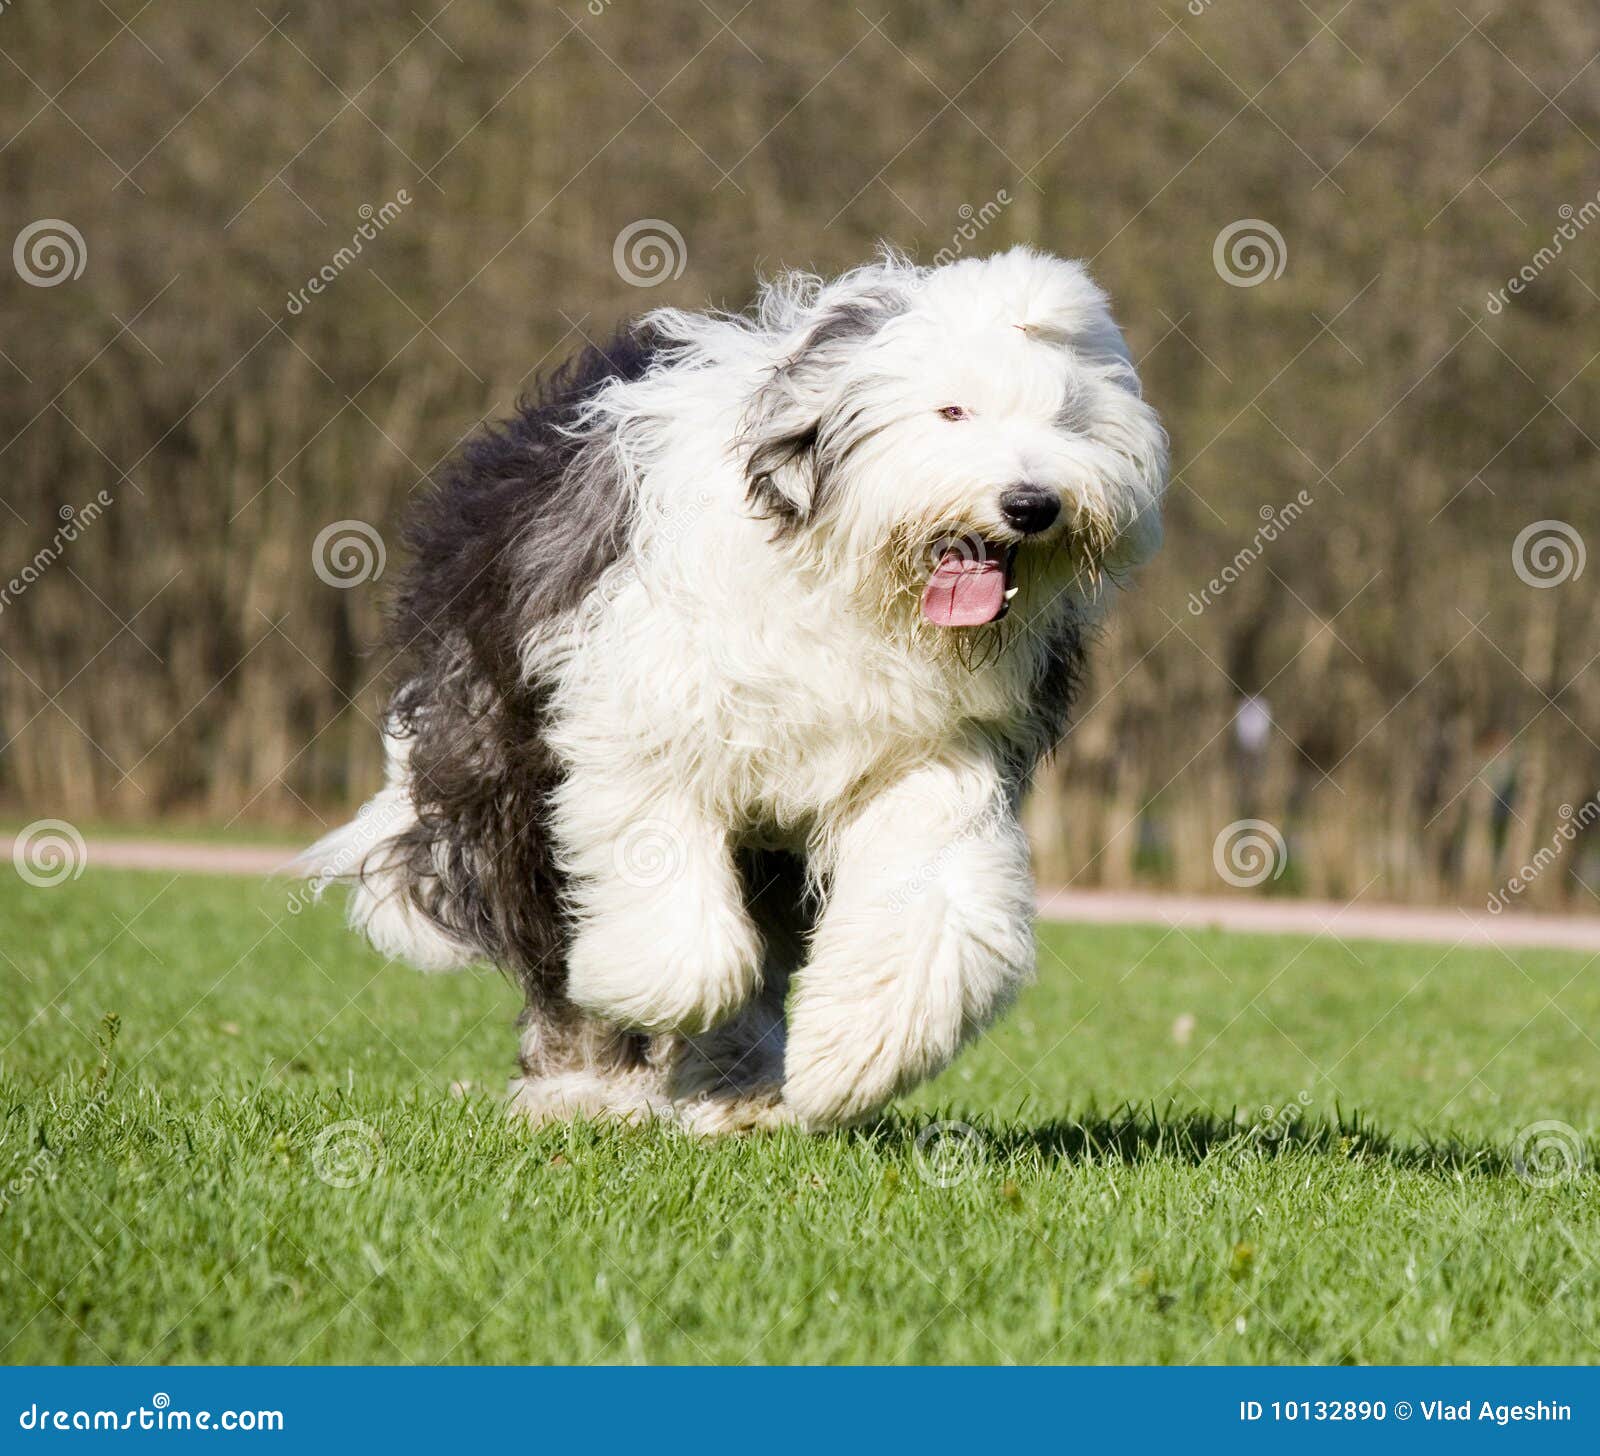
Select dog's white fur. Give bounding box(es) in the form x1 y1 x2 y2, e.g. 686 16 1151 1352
316 246 1167 1132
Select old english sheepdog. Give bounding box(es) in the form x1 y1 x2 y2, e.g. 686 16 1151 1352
304 246 1168 1133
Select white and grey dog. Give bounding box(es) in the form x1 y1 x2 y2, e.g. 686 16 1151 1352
306 246 1168 1133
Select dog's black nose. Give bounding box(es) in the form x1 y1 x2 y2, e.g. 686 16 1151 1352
999 484 1061 535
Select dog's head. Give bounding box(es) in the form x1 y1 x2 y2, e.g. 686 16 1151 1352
738 247 1168 631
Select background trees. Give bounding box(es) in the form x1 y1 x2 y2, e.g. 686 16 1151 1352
3 1 1596 906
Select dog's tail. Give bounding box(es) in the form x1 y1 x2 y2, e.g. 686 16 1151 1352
289 729 480 972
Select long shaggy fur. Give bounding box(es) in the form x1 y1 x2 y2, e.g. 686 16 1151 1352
304 246 1168 1132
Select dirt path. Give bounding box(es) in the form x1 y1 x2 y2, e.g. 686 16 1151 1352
1034 887 1600 954
35 839 296 876
12 836 1599 953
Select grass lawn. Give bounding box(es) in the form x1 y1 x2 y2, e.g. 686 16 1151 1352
1 820 311 848
1 868 1597 1365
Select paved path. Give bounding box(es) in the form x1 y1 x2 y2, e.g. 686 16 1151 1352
1034 887 1600 954
11 836 1600 953
38 839 298 876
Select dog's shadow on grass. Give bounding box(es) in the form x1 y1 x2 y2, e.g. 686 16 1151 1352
863 1104 1534 1178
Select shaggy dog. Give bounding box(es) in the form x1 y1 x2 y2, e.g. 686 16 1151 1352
305 246 1168 1133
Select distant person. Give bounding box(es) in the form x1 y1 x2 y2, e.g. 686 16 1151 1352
1232 694 1271 815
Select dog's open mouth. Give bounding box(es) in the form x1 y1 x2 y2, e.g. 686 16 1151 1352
919 538 1019 628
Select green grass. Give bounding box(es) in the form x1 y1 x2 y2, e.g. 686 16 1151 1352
1 869 1597 1366
0 819 311 848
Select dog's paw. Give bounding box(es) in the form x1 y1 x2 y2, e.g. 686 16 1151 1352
779 1030 902 1131
506 1071 669 1127
674 1086 795 1136
780 1069 890 1131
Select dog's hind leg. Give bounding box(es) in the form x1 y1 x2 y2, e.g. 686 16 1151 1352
665 986 791 1133
781 752 1037 1130
507 999 670 1126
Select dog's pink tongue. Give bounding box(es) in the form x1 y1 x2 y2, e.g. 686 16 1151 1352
921 549 1006 627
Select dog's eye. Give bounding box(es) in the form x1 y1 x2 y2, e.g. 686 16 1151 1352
937 405 972 422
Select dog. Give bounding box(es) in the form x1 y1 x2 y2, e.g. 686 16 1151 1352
303 246 1168 1133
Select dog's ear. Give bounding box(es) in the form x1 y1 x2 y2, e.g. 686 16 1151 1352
743 380 823 525
741 293 899 527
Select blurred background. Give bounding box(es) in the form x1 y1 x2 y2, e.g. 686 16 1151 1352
2 0 1597 909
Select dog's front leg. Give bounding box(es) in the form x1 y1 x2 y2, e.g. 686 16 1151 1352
563 792 764 1036
782 752 1036 1130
